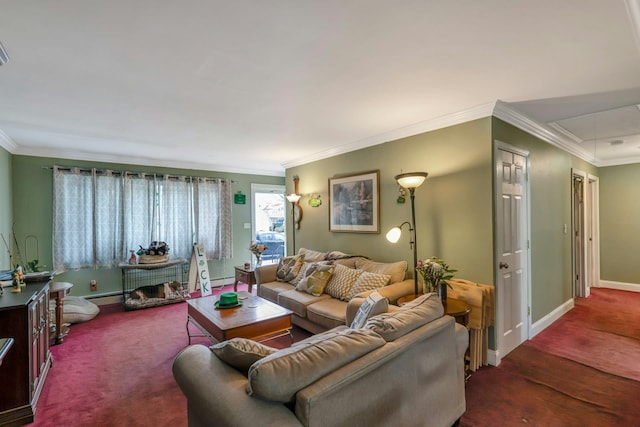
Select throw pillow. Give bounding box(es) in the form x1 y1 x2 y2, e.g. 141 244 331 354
296 265 334 296
324 263 363 301
247 328 385 402
364 293 444 342
210 338 277 373
275 255 305 282
350 291 388 329
345 271 391 301
355 259 408 284
297 248 328 262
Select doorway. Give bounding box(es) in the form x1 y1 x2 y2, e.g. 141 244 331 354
494 141 531 362
251 184 286 265
572 170 600 298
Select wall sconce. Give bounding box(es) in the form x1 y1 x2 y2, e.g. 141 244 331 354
308 195 322 207
386 172 428 296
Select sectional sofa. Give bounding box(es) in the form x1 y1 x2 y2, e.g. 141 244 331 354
254 248 415 334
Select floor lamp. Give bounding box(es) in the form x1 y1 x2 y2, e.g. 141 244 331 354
286 193 301 255
386 172 428 297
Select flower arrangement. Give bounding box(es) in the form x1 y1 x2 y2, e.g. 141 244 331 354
416 257 457 295
249 241 267 266
249 242 267 256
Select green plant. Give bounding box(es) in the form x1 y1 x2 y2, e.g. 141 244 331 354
26 259 46 273
416 257 457 294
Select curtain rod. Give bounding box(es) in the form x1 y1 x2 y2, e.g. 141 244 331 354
42 166 236 183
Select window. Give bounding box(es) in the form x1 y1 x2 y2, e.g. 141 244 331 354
53 166 232 271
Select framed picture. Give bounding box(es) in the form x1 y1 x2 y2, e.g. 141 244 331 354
329 170 380 233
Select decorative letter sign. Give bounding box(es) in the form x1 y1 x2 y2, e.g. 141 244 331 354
189 244 212 296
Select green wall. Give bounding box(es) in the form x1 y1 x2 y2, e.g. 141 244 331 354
599 163 640 283
285 118 495 286
493 118 585 322
11 155 284 297
0 146 11 270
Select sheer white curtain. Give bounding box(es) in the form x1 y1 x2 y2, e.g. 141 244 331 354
53 166 233 272
160 176 194 259
53 167 95 270
123 173 157 256
194 178 233 259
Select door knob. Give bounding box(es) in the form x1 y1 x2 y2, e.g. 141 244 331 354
499 262 509 269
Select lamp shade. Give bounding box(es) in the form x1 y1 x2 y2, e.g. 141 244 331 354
395 172 428 189
386 227 402 243
286 194 301 203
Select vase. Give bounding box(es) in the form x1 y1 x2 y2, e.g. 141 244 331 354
439 281 447 302
253 254 262 268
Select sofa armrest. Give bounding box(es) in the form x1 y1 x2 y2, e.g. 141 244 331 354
255 264 278 285
172 345 301 427
353 279 416 305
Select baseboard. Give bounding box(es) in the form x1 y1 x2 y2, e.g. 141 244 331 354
86 293 123 306
488 350 500 367
530 298 574 339
597 280 640 293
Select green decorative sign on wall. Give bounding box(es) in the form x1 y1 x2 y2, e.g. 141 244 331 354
234 191 246 204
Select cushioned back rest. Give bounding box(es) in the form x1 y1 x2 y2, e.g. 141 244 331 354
247 328 386 402
355 258 408 284
56 296 100 323
295 316 460 427
364 293 443 341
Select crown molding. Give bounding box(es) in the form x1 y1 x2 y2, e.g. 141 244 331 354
13 144 284 177
0 127 17 152
492 100 598 165
282 102 496 169
626 0 640 55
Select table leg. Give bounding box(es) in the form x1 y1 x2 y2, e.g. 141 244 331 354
55 293 64 344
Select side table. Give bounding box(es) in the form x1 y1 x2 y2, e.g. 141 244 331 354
234 266 257 293
49 281 74 345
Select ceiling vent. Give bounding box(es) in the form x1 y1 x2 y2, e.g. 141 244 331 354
609 139 624 146
0 41 9 66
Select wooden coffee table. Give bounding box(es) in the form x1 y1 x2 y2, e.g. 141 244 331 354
186 292 293 344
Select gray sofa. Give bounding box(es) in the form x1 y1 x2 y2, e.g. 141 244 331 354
255 248 414 334
173 294 469 427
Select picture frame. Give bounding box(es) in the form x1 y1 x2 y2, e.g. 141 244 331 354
329 170 380 233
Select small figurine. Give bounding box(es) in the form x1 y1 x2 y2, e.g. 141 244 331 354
11 265 24 293
128 250 137 265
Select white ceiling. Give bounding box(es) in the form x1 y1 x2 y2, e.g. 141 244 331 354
1 1 640 176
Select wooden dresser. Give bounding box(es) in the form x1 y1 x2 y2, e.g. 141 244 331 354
0 281 51 426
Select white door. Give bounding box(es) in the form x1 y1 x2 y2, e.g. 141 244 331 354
495 144 529 360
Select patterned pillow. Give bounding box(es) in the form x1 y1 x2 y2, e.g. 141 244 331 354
325 264 363 301
290 261 332 286
296 265 334 296
345 271 391 301
276 255 305 282
210 338 277 373
355 259 407 284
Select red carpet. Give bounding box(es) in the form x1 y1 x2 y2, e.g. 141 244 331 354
35 284 309 427
461 287 640 427
34 287 638 426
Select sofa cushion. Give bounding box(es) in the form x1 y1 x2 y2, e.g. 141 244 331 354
306 298 349 330
276 255 305 282
297 248 328 262
296 265 334 296
350 291 389 329
277 289 331 317
210 338 277 374
355 258 407 284
257 281 295 303
345 271 391 301
247 327 386 402
364 293 443 341
325 264 363 301
291 261 333 286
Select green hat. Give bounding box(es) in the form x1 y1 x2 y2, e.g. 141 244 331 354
215 292 242 309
